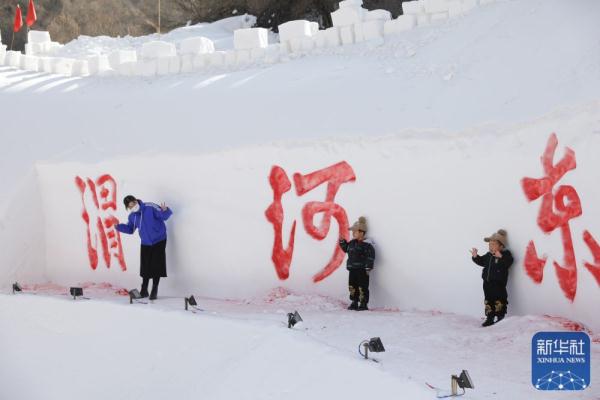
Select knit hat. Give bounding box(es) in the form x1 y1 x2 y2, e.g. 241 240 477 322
123 195 137 208
484 229 508 247
349 216 368 233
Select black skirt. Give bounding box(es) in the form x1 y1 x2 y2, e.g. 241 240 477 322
140 240 167 278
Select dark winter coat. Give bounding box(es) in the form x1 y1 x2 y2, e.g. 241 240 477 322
339 239 375 271
472 250 513 284
116 200 172 246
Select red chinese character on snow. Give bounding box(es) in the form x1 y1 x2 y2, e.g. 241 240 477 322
521 133 600 301
75 174 127 271
265 161 356 283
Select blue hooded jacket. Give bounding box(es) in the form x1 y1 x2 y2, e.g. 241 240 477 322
116 200 172 246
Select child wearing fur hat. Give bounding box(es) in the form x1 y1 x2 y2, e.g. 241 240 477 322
339 216 376 311
471 229 514 327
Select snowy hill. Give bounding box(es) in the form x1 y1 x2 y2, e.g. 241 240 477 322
1 0 600 398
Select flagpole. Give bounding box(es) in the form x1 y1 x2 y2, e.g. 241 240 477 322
10 32 15 51
158 0 161 36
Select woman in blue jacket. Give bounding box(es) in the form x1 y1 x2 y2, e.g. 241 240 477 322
117 195 173 300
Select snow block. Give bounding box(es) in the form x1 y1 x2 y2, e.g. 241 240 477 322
141 41 176 60
180 37 215 55
340 25 355 45
108 50 137 70
136 60 157 77
85 55 111 75
28 30 51 44
402 1 425 15
384 15 417 35
250 47 267 62
431 12 449 23
193 54 209 70
52 58 74 76
264 44 281 63
310 22 319 36
461 0 479 11
72 60 90 76
234 28 269 50
38 57 52 73
289 38 303 53
236 50 251 65
22 55 39 71
5 51 22 68
0 46 6 65
278 20 314 43
339 0 363 8
324 27 341 47
169 56 181 74
301 37 316 51
424 0 450 13
207 51 226 67
156 57 170 75
365 10 392 21
47 42 64 56
353 23 365 43
417 14 431 26
331 6 365 28
224 51 237 67
315 31 327 48
180 54 193 73
448 1 463 17
117 61 136 76
362 20 385 41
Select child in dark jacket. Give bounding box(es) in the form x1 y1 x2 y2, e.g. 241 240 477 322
471 229 514 327
339 216 376 311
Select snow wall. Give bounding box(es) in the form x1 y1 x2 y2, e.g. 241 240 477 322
3 102 599 331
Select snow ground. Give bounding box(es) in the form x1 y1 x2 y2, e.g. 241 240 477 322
1 286 599 400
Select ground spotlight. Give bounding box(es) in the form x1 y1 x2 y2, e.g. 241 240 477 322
129 289 142 304
185 295 197 310
287 311 302 328
450 370 474 396
70 287 83 300
358 337 385 360
12 282 22 294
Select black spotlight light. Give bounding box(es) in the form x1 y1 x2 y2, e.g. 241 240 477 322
287 311 303 328
184 295 197 311
451 370 474 396
358 337 385 360
12 282 22 294
129 289 142 304
70 287 83 300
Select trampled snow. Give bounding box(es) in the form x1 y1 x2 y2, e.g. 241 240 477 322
1 287 598 400
1 0 600 398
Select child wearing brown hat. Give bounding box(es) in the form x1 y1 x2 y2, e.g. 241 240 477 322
471 229 514 327
339 216 376 311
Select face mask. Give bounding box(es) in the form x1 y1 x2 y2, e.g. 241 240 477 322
129 204 140 213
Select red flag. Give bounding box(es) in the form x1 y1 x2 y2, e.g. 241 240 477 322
26 0 37 27
14 5 23 33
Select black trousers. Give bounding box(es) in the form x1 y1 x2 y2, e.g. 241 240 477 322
349 269 370 304
140 239 167 278
483 280 508 317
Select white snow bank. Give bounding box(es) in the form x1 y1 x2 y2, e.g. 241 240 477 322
24 102 600 334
